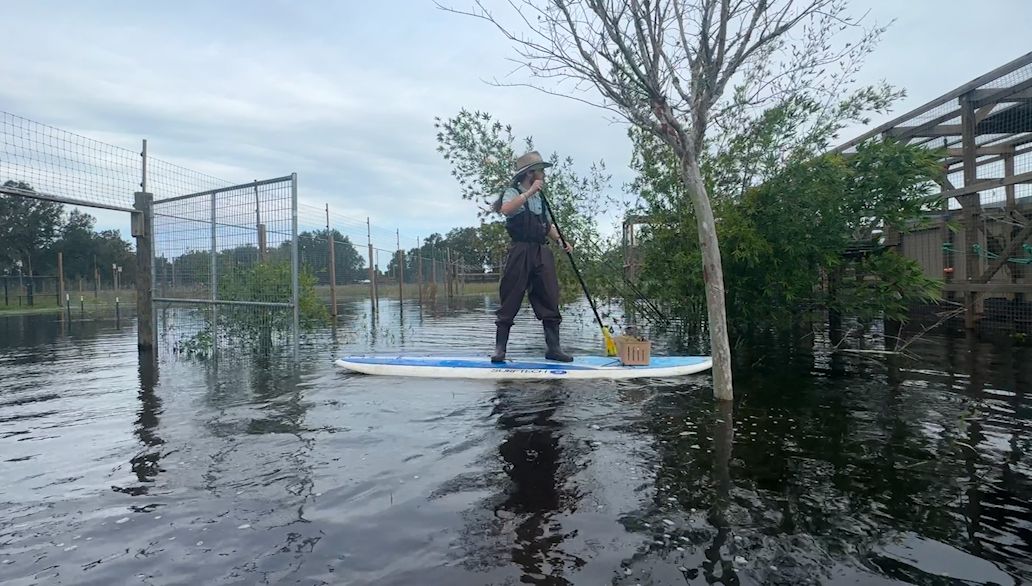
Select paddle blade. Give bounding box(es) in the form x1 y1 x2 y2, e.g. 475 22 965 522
603 327 618 357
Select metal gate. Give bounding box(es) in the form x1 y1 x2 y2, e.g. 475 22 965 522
152 175 299 358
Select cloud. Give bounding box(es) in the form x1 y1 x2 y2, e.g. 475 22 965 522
0 1 637 249
3 0 1030 252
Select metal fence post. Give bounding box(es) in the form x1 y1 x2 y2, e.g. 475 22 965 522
291 173 300 359
210 189 219 356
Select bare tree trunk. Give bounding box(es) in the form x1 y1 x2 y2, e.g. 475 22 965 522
681 156 733 401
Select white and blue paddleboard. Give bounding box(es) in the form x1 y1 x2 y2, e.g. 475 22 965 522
334 355 712 380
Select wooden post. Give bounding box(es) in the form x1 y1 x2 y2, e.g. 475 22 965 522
94 259 99 299
396 230 404 303
1003 148 1018 294
133 192 155 351
417 238 424 305
1004 148 1016 211
257 224 268 262
57 252 65 308
254 181 268 262
367 217 377 312
431 243 437 284
326 205 337 317
960 94 982 330
446 248 453 299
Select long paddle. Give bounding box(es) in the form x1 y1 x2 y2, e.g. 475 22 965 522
538 189 618 357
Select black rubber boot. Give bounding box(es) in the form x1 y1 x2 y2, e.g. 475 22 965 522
544 322 573 362
491 324 511 363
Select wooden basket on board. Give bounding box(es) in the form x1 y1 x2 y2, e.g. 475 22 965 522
615 335 651 366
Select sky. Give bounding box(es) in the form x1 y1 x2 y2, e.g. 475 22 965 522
2 0 1031 249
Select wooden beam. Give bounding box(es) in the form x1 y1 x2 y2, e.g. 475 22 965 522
888 124 962 138
833 52 1032 153
975 102 996 124
944 138 1032 168
970 77 1032 107
935 170 1032 200
944 283 1032 293
889 111 960 140
1004 149 1017 210
974 219 1032 284
945 145 1021 157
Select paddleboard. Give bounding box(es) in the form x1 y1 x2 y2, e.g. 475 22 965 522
334 355 712 380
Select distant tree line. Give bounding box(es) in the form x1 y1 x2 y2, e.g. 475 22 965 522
1 180 136 286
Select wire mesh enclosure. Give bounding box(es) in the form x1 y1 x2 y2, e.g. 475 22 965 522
835 52 1032 332
153 176 299 358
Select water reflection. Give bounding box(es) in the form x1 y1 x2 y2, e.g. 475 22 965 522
2 304 1031 585
114 350 165 497
492 383 583 584
703 401 736 585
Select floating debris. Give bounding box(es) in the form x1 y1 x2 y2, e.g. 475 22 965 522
663 519 675 527
237 524 251 530
115 517 129 524
196 541 204 546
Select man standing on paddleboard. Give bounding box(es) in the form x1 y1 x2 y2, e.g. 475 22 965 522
490 151 574 364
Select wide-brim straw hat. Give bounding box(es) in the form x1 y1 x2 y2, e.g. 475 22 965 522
511 151 552 183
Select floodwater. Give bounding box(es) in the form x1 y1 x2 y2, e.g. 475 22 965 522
0 297 1030 585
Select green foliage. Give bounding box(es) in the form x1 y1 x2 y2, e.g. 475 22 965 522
298 229 365 284
830 252 941 325
1 181 65 275
179 261 327 358
637 137 944 330
435 109 612 299
2 181 136 284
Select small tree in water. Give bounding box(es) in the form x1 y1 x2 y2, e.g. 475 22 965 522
177 261 326 358
440 0 884 400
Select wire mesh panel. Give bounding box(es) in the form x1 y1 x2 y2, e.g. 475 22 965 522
0 112 139 211
832 53 1032 332
153 175 298 358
